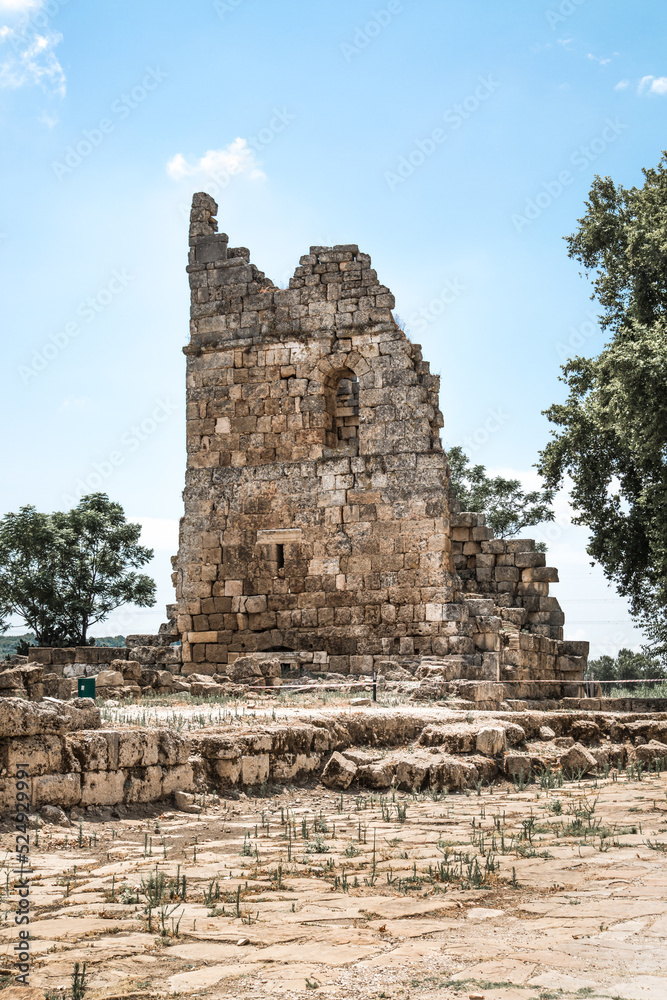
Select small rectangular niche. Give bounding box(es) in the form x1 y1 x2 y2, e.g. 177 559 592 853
256 528 303 544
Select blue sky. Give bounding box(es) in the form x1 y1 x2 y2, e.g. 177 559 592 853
1 0 665 654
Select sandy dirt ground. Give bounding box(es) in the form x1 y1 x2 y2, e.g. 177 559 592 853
1 764 666 1000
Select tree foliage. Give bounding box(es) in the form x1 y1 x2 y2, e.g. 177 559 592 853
538 152 667 652
447 446 554 541
587 648 667 682
0 494 156 646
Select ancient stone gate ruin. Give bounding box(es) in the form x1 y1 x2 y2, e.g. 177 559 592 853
166 192 587 694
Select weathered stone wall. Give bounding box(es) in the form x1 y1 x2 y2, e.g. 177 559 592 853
0 699 192 812
173 192 458 673
450 511 563 639
4 701 667 813
168 193 589 685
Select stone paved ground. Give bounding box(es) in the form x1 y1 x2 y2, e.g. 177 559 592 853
1 766 666 999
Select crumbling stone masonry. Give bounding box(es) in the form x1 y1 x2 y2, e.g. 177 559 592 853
169 192 588 689
5 697 667 812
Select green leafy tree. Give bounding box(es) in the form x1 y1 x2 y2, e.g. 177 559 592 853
538 152 667 652
447 446 554 541
0 494 156 646
587 648 667 682
0 506 72 646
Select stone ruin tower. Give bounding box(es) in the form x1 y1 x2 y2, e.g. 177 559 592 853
168 192 588 698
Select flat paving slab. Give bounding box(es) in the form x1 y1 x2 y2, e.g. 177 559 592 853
1 752 666 998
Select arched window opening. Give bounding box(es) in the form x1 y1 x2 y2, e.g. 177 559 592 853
334 374 359 454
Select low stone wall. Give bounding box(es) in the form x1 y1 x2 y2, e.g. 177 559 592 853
0 699 192 812
3 701 667 815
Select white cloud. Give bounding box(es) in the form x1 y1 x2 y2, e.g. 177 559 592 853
59 396 91 412
166 138 266 183
638 75 667 95
587 52 612 66
0 0 65 97
614 79 629 90
0 1 42 10
37 107 58 126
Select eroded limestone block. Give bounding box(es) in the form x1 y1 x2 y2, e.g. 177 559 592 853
0 699 72 738
190 682 223 696
64 733 110 772
560 742 597 777
570 720 600 744
357 760 393 789
80 770 126 807
227 655 264 685
271 753 320 782
95 670 125 688
503 722 527 746
50 698 101 731
429 755 479 791
0 735 63 777
0 668 25 690
503 752 533 780
117 730 159 768
124 765 164 804
418 723 477 754
321 751 357 789
240 754 269 786
211 757 241 787
539 725 556 740
393 752 431 792
193 734 240 760
40 804 71 826
118 659 142 681
163 763 195 797
33 773 81 809
341 749 382 766
158 731 190 766
174 789 200 813
634 739 667 765
475 726 506 757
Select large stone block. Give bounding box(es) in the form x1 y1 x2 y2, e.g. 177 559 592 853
162 763 195 796
124 765 164 803
80 769 126 806
0 735 63 776
240 754 269 786
476 726 506 757
32 772 81 809
321 751 357 789
64 733 110 772
118 731 159 768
